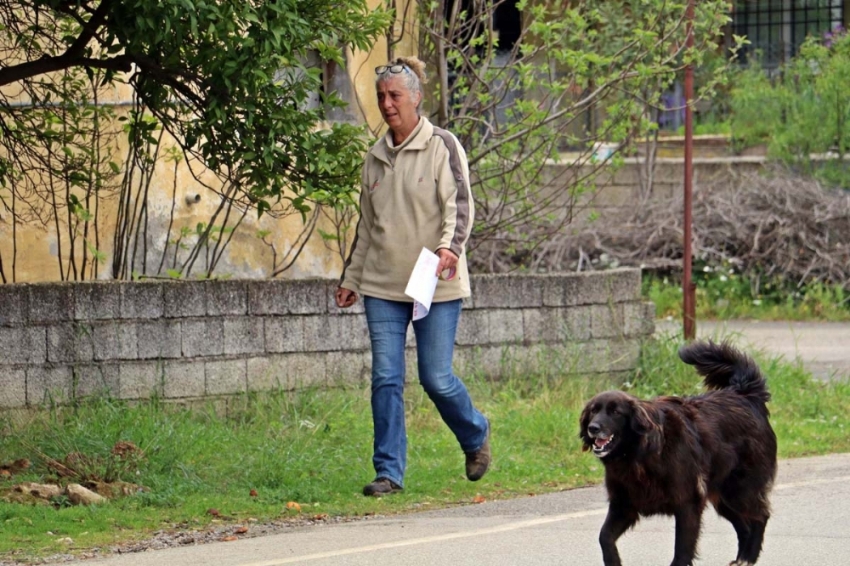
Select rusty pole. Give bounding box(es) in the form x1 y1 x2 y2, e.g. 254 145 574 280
683 0 696 340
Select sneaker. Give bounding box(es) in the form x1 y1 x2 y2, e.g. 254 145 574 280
362 478 402 497
465 430 491 482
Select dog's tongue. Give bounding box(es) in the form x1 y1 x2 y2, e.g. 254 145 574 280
595 438 607 448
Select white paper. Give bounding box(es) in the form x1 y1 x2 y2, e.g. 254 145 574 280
404 248 440 320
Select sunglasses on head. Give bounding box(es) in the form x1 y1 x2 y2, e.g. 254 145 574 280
375 64 409 75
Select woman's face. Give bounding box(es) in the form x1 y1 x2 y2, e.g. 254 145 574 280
376 76 421 136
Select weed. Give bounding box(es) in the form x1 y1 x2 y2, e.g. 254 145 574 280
644 271 850 321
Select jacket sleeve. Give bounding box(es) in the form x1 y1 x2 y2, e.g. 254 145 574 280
435 133 474 257
339 165 374 291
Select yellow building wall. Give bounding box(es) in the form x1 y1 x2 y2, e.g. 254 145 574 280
0 1 419 283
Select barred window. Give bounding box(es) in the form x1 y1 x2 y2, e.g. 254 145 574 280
733 0 846 69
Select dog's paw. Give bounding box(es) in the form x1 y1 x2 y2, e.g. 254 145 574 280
728 561 754 566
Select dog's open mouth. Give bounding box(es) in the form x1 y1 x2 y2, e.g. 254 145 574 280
592 435 615 457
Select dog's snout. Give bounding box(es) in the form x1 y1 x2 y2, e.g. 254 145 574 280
587 422 601 436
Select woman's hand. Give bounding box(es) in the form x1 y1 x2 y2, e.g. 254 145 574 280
335 287 358 308
436 248 458 280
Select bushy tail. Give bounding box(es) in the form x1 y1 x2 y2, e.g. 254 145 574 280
678 340 771 406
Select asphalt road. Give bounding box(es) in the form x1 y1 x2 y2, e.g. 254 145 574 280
84 453 850 566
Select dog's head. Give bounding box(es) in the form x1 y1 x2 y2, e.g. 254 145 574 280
579 391 662 459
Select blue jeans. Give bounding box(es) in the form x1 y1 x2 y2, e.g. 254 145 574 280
363 296 489 488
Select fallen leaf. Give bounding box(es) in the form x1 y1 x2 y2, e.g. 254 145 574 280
285 501 301 512
234 526 248 534
313 514 328 521
207 508 220 517
221 536 238 542
472 494 486 504
249 489 258 497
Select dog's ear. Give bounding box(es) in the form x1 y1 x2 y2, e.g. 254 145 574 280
579 402 592 451
630 400 663 455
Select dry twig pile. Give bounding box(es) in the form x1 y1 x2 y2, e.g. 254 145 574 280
472 167 850 292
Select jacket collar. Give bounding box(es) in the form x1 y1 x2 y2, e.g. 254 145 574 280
370 116 434 165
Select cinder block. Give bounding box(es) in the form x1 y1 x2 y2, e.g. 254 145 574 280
565 272 611 306
0 326 46 363
120 282 164 319
572 339 638 374
302 314 368 352
137 320 183 359
591 304 626 339
27 365 73 406
246 354 325 392
0 284 29 326
163 361 206 398
249 280 338 316
467 275 513 309
264 316 305 353
563 306 593 341
325 351 370 386
454 345 509 380
279 279 328 315
606 339 641 372
118 361 163 400
223 317 264 355
47 323 93 363
249 279 328 316
181 319 224 357
592 184 640 207
92 322 137 361
206 280 248 316
28 283 74 323
624 301 656 338
247 280 290 315
73 364 120 399
612 163 644 185
246 356 289 391
543 275 581 307
164 281 207 318
456 309 490 346
205 359 247 395
522 308 563 344
651 162 685 183
75 282 120 321
605 269 642 303
0 368 26 408
488 309 524 344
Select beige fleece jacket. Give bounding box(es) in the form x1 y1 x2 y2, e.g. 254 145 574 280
340 117 474 302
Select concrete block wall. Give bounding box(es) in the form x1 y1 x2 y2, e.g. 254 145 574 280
0 269 654 409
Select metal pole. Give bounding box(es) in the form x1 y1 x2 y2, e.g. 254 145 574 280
683 0 696 340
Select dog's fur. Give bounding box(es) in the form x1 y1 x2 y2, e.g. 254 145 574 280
579 340 777 566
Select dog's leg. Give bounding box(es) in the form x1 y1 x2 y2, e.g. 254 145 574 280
717 493 770 564
599 503 638 566
715 500 752 563
738 516 769 565
670 505 703 566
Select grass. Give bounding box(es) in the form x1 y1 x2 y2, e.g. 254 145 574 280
644 272 850 322
1 334 849 563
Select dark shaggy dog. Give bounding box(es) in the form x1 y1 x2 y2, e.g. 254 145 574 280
579 340 777 566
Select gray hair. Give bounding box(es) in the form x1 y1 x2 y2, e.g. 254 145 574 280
375 59 424 109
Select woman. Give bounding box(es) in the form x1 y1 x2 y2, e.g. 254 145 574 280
335 56 490 497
